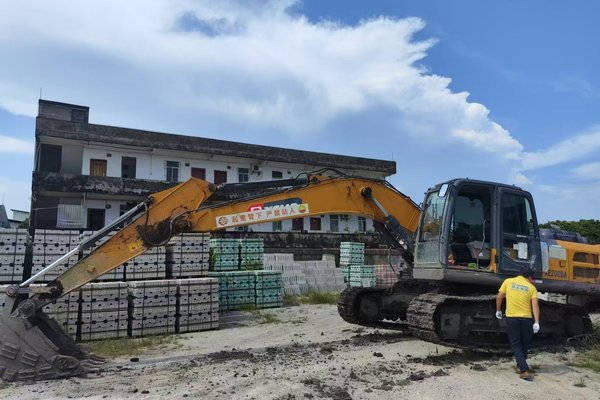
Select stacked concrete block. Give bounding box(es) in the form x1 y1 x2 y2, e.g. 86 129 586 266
348 265 376 288
80 231 124 281
125 246 167 280
254 271 283 308
339 242 365 266
240 238 264 270
0 228 29 283
128 280 178 337
79 282 128 341
374 264 398 288
177 278 219 333
209 238 239 271
31 230 79 282
263 254 306 295
167 233 210 278
208 271 256 311
302 260 346 292
36 284 80 338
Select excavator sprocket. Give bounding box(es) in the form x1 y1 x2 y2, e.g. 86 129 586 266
0 307 102 381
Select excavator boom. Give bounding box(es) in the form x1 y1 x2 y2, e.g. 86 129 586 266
0 173 420 381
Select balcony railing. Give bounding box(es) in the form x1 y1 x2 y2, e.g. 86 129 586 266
32 171 176 197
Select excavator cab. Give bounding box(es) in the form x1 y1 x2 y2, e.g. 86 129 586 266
413 179 543 287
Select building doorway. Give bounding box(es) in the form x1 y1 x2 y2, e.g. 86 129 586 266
87 208 105 230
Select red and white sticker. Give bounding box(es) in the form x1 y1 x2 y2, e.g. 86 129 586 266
215 203 310 227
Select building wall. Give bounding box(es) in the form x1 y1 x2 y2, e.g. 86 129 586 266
80 145 307 184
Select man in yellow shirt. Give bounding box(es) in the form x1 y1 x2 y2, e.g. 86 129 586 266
496 265 540 381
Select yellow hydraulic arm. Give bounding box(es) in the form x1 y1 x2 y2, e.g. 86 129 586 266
30 173 421 306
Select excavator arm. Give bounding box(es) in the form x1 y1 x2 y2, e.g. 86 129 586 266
0 172 420 381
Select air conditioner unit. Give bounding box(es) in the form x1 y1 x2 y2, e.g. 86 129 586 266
252 164 261 172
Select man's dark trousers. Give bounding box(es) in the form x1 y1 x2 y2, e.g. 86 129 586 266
506 317 533 372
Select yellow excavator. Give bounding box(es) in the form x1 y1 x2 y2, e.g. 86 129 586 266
1 171 599 381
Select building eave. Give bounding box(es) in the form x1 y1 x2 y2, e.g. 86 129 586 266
35 117 396 174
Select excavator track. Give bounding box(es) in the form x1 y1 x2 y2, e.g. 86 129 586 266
406 293 594 353
339 287 594 353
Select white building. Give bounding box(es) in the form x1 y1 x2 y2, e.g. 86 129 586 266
31 100 396 233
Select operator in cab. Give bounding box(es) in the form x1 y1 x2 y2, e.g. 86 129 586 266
495 265 540 381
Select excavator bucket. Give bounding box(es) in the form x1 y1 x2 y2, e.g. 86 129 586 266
0 295 102 381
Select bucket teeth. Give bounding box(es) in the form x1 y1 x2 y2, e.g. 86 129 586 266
0 309 89 382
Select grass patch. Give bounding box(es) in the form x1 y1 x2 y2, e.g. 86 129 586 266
236 304 258 312
89 335 180 359
285 291 341 306
0 381 11 390
575 322 600 373
258 312 282 324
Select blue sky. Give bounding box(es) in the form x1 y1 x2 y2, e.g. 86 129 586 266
0 0 599 222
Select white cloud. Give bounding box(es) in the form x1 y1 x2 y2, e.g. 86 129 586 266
521 128 600 170
0 0 597 219
0 135 34 154
0 0 524 157
572 162 600 180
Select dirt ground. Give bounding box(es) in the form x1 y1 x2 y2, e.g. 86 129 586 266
2 305 599 400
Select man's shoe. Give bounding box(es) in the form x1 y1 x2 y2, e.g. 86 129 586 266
519 371 534 381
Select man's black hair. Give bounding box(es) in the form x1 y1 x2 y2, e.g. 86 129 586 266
519 265 534 278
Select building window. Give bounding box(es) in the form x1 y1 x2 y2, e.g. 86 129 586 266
272 171 283 179
192 167 206 180
166 161 180 182
90 159 107 177
272 221 282 231
310 217 321 231
214 170 227 185
87 209 105 230
292 218 304 231
358 217 367 232
329 215 339 232
39 144 62 173
121 156 136 179
238 168 249 183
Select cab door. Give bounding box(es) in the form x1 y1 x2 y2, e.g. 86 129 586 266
497 188 542 277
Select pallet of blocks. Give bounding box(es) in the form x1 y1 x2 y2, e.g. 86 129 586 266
347 265 376 288
125 245 167 280
128 280 178 337
177 278 219 333
240 238 264 270
0 228 29 283
339 242 365 266
254 270 283 308
208 271 256 311
80 231 124 281
167 233 210 278
301 260 346 293
31 230 79 282
209 238 239 271
263 254 307 295
79 282 129 341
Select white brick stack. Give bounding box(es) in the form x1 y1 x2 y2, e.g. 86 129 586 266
302 260 345 292
128 280 178 337
167 233 210 278
0 228 29 283
177 278 219 333
125 246 167 280
31 230 79 282
263 253 306 295
79 282 128 341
